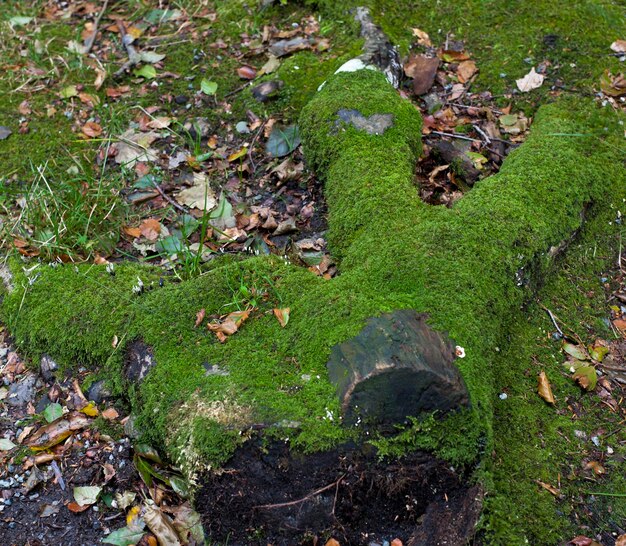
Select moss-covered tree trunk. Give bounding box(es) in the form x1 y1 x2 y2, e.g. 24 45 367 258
1 65 623 540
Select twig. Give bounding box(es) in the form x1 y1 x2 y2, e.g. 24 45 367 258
543 306 564 338
151 180 189 214
225 81 251 98
449 102 503 115
472 124 491 145
84 0 110 54
430 130 514 146
114 20 141 78
50 460 65 491
254 474 346 511
247 120 267 177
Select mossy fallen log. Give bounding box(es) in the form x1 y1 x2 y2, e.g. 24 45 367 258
1 65 623 539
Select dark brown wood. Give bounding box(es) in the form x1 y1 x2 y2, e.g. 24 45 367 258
326 310 469 425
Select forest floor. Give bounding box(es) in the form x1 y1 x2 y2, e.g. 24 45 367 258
0 0 625 544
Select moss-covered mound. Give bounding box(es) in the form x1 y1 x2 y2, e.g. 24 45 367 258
1 69 624 512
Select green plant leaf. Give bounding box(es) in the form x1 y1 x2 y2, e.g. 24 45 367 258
155 235 184 256
43 402 63 423
200 79 218 95
266 125 301 157
0 438 16 451
102 524 146 545
9 16 33 27
134 65 157 79
573 366 598 391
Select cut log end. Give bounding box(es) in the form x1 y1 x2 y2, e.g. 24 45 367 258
327 310 469 425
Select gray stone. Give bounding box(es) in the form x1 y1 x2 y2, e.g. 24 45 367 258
39 354 58 382
326 310 469 425
335 109 394 135
86 380 112 404
6 375 37 407
123 414 140 439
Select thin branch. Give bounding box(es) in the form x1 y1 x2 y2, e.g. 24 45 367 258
254 474 346 511
84 0 110 54
114 20 141 78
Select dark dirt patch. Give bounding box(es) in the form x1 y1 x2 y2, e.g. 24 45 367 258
196 440 481 545
0 434 136 546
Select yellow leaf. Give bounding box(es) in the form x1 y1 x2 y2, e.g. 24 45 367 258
126 505 141 526
80 402 99 417
537 371 555 405
228 147 247 162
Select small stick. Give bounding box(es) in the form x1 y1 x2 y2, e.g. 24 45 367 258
247 120 267 177
224 81 252 98
254 474 346 510
51 460 66 491
543 306 564 338
472 124 491 145
114 20 141 78
151 180 189 214
84 0 110 54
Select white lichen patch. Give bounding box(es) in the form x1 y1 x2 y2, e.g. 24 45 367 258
167 394 252 485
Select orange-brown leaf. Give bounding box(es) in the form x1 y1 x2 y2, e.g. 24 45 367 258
537 371 555 405
273 308 290 328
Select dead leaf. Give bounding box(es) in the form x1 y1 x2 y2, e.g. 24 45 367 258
102 407 119 420
516 67 544 92
102 463 116 483
325 540 340 546
457 60 477 83
404 55 440 95
207 310 250 342
613 318 626 332
610 40 626 53
68 500 92 513
18 100 31 115
585 461 606 475
139 218 162 241
144 502 181 546
615 534 626 546
412 28 431 47
273 308 290 328
146 116 172 129
237 65 257 79
440 49 470 62
537 480 560 496
115 129 159 166
82 121 102 138
195 309 206 328
26 412 92 450
93 67 106 90
175 173 217 211
573 366 598 391
537 371 555 405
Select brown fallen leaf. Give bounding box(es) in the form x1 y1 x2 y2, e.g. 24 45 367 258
139 218 162 241
457 60 477 83
615 534 626 546
404 55 440 95
325 540 340 546
67 501 91 513
102 463 116 483
412 28 431 47
537 480 560 496
613 318 626 332
610 40 626 53
102 407 119 420
144 502 182 546
207 310 251 343
27 412 92 451
237 65 257 79
194 308 206 328
273 308 290 328
391 539 403 546
123 226 142 238
585 461 606 475
537 371 555 405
